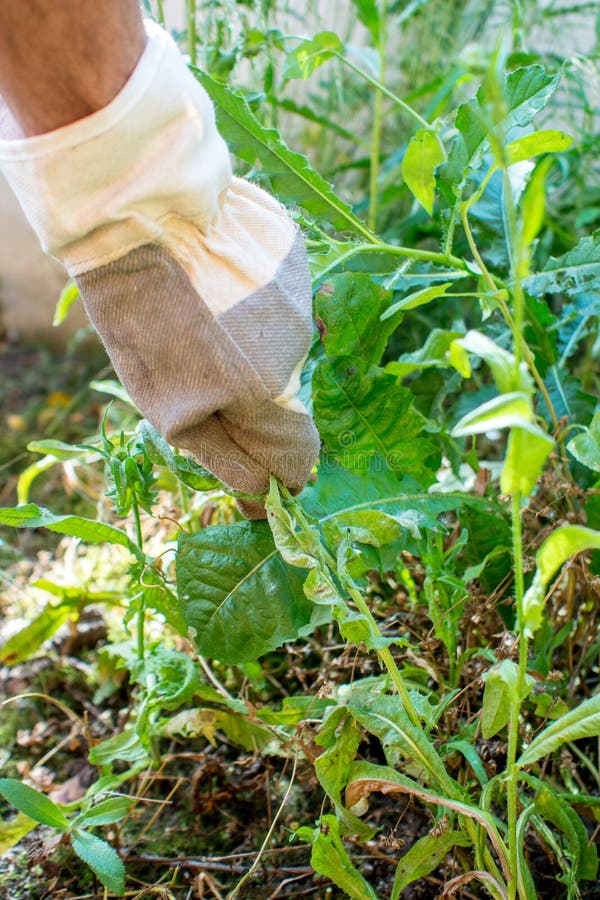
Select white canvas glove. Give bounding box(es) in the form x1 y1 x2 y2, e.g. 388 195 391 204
0 21 320 515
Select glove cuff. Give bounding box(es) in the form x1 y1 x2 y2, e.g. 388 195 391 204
0 20 232 274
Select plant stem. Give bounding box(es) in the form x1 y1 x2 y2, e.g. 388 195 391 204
336 53 430 130
156 0 165 25
506 492 527 900
186 0 197 66
131 496 146 662
368 0 387 232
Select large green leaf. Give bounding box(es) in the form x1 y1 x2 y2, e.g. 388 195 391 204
301 456 486 528
71 829 125 896
524 229 600 298
518 692 600 767
0 504 136 554
192 68 370 236
0 779 69 830
312 357 439 482
176 521 329 663
314 273 396 365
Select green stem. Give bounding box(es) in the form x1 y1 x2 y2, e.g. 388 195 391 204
336 52 430 130
131 496 145 663
156 0 165 25
186 0 197 66
368 1 387 232
506 493 527 900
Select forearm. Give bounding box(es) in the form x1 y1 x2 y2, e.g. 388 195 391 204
0 0 146 136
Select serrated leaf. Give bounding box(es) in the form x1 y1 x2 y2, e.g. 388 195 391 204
71 829 125 896
176 521 329 663
192 68 370 236
524 229 600 297
0 504 136 554
519 692 600 767
283 32 343 80
402 129 447 215
505 130 573 166
312 357 439 483
392 830 471 898
315 273 395 364
0 778 69 830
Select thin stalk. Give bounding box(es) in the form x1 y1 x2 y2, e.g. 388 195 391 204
368 0 387 231
156 0 165 25
186 0 197 66
336 52 430 130
505 493 528 900
131 496 146 662
461 198 561 432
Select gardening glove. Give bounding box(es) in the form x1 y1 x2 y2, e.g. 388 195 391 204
0 20 320 517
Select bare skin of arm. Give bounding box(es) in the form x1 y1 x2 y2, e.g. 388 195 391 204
0 0 146 137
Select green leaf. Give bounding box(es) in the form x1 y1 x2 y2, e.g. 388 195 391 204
457 330 534 394
522 526 600 638
505 130 573 166
0 778 69 830
323 509 405 549
0 602 72 665
451 392 533 437
519 692 600 767
350 0 380 44
386 329 464 379
26 439 96 461
347 695 460 796
315 273 395 365
71 828 125 896
481 661 535 739
313 711 375 839
524 229 600 297
282 32 343 80
139 420 219 491
0 811 37 854
53 279 80 327
567 411 600 472
265 477 322 568
176 521 329 663
307 814 378 900
442 65 560 192
192 68 370 236
536 525 600 586
0 504 136 554
77 798 133 827
380 282 453 320
162 707 283 754
391 830 471 898
312 357 439 483
500 424 553 496
402 129 447 215
88 730 150 767
520 157 555 269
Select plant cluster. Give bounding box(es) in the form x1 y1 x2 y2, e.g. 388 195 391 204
1 1 600 897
